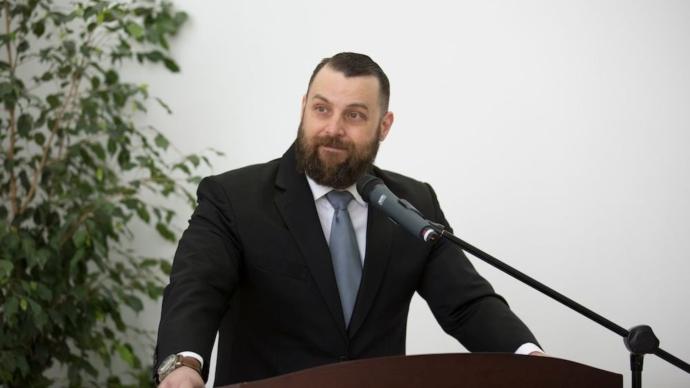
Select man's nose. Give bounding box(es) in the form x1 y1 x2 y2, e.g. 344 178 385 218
323 115 345 137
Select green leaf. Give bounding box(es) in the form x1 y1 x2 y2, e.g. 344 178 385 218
121 198 139 210
46 94 61 108
90 75 100 90
126 21 144 40
3 297 18 323
116 343 135 367
107 137 117 155
187 154 200 167
73 228 89 248
156 97 172 114
173 162 190 174
160 260 172 275
89 142 106 160
113 90 126 107
34 132 46 146
146 282 163 299
123 294 143 312
155 222 176 242
0 259 13 278
29 299 49 330
63 40 76 56
20 298 28 311
35 282 53 301
17 113 34 136
70 248 86 273
16 355 29 378
145 50 164 62
163 58 180 72
40 71 53 81
105 70 119 85
17 40 29 53
0 81 13 97
154 133 169 150
57 64 72 79
140 258 158 268
27 248 50 270
22 237 36 258
136 205 150 223
32 21 46 37
36 248 50 269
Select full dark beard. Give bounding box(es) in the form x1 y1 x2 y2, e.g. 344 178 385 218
295 122 380 189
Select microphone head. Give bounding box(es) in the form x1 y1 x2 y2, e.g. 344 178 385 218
356 174 383 202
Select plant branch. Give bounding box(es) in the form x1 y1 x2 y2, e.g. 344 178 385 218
16 76 80 216
57 189 131 247
16 31 95 217
59 205 95 247
4 1 19 218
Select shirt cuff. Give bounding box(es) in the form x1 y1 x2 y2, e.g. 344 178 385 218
178 351 204 368
514 342 543 355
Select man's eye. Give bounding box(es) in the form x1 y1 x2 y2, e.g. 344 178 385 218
314 105 329 113
346 111 366 121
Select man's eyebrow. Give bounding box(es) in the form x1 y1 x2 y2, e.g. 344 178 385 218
312 94 330 103
311 94 369 111
346 103 369 111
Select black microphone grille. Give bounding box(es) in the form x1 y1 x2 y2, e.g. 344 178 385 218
356 174 383 201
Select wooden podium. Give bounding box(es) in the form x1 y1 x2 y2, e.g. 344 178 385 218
221 353 622 388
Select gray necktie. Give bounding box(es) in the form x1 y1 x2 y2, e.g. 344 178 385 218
326 190 362 328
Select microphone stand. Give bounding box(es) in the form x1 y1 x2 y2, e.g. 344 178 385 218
426 223 690 388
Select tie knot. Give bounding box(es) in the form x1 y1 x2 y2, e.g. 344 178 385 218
326 190 353 210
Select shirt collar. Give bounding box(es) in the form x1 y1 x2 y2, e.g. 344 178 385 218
305 174 367 207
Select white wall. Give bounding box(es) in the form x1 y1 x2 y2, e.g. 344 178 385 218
132 1 690 387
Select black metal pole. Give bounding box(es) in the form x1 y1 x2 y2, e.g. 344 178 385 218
631 354 644 388
433 227 690 387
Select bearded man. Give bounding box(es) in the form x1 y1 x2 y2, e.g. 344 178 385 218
154 52 541 388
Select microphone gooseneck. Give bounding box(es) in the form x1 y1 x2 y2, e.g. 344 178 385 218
356 174 441 242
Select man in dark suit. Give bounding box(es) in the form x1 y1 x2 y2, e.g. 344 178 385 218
155 52 541 387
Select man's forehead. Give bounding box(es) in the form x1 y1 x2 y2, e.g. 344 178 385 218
308 66 381 106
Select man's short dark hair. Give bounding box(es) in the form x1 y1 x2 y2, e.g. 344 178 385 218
308 52 390 113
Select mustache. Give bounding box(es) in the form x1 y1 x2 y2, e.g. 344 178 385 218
314 135 352 150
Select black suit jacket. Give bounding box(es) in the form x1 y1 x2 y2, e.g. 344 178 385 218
155 144 538 386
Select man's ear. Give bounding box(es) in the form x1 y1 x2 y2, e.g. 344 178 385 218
379 111 394 141
301 94 306 110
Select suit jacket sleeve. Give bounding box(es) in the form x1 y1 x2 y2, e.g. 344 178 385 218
155 176 241 381
416 182 539 352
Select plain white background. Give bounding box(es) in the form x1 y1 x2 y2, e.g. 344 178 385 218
130 1 690 387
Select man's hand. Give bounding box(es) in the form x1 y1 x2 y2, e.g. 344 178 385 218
158 366 204 388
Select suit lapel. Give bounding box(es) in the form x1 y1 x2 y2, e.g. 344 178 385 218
348 189 394 338
273 146 347 339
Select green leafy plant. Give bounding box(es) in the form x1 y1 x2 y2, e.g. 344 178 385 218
0 1 217 386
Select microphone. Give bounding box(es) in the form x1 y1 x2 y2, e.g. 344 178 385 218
356 174 442 242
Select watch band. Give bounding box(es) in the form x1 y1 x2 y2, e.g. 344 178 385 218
176 355 202 374
157 354 202 384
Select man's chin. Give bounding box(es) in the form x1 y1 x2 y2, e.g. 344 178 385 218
318 148 349 165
